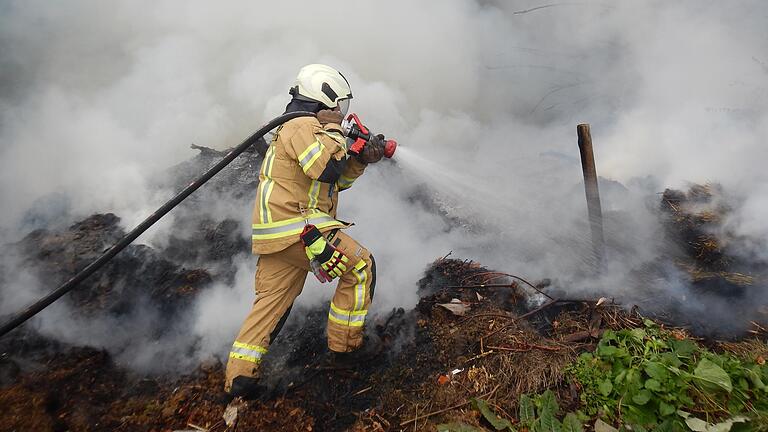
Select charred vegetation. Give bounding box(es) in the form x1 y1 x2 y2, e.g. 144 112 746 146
0 145 765 431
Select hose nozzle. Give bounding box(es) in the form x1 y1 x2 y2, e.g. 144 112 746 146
383 140 397 158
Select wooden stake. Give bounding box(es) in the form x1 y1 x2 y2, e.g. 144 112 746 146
577 124 605 268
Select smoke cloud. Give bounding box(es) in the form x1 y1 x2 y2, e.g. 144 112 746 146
1 0 766 371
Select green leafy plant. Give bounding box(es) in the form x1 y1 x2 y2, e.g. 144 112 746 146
516 390 584 432
565 320 768 431
456 390 584 432
472 398 515 431
437 423 485 432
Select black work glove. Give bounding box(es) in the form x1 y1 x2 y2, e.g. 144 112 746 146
356 134 385 164
317 109 344 125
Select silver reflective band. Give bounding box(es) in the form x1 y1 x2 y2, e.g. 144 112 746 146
353 267 366 311
299 144 322 169
260 178 272 222
231 346 265 360
308 180 320 208
329 308 366 323
259 145 277 222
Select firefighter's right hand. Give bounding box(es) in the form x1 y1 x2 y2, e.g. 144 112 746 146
357 134 385 164
301 225 350 279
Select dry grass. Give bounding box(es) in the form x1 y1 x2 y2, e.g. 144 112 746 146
694 235 721 255
718 338 768 363
674 261 754 286
424 301 647 415
693 210 721 224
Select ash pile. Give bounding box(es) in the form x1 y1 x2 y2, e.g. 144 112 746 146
625 183 768 338
0 142 272 382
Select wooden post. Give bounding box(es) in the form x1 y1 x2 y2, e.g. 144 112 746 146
577 124 604 268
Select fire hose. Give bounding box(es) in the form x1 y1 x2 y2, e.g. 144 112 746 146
0 111 321 337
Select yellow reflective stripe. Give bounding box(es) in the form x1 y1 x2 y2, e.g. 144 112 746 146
337 175 355 190
258 145 276 223
308 180 320 209
298 141 324 174
252 213 343 240
229 341 267 364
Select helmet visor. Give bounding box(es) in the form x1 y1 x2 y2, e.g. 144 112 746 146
337 98 351 116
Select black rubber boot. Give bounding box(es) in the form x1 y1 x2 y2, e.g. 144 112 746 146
327 333 384 367
228 376 261 400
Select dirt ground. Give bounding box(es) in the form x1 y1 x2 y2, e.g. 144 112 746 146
0 258 670 432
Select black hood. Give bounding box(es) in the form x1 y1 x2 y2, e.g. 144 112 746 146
283 97 327 114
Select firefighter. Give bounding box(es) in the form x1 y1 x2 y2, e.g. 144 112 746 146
224 64 383 397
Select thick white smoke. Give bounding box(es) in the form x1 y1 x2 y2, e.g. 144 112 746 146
1 0 766 370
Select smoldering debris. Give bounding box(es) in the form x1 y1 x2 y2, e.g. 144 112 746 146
0 144 766 431
0 144 266 373
0 258 554 431
611 183 768 339
659 183 760 290
12 213 213 316
5 254 762 432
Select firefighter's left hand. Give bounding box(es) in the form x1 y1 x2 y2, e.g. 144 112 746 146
357 134 385 164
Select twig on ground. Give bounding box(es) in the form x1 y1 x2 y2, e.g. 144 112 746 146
450 272 554 300
449 284 518 289
399 386 499 427
500 273 555 300
482 298 560 340
750 321 767 334
354 386 373 396
463 270 525 285
458 312 515 325
486 343 562 352
463 349 495 364
561 329 605 343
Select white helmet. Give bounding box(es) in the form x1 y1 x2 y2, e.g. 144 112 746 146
291 64 352 114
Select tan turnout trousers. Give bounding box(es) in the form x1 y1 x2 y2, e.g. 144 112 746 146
224 230 375 391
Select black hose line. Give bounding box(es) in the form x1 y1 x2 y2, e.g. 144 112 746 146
0 111 315 338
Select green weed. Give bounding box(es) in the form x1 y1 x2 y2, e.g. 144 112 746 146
566 320 768 431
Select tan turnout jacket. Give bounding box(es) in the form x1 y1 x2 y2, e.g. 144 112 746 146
251 116 366 254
